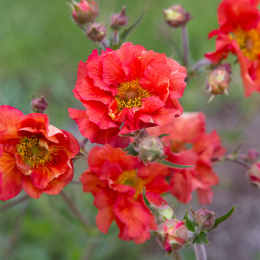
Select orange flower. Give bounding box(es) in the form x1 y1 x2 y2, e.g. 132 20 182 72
205 0 260 96
148 112 226 204
80 144 170 243
0 105 79 200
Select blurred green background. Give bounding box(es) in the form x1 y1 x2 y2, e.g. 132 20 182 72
1 0 260 259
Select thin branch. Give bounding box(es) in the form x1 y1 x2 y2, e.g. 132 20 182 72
60 190 90 230
0 194 30 213
193 243 207 260
173 251 183 260
181 25 189 68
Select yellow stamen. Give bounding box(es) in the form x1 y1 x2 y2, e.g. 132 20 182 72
17 136 52 168
117 169 144 199
115 80 150 112
234 29 260 61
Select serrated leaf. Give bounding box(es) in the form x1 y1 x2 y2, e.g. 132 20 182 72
183 211 196 232
193 231 209 245
158 134 170 139
123 143 139 156
119 9 147 43
158 159 195 169
208 205 236 231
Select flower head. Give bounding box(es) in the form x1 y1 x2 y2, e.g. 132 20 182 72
80 144 170 243
148 112 226 204
157 219 189 252
86 22 107 42
205 0 260 96
247 161 260 188
70 0 99 25
110 6 128 30
194 208 216 229
69 42 187 148
0 105 80 200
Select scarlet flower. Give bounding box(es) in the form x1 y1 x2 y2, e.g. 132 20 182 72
80 144 170 243
205 0 260 97
247 161 260 187
69 42 187 148
148 112 226 204
0 105 80 201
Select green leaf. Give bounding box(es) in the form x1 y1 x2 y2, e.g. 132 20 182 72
157 159 195 169
193 231 209 245
158 134 170 139
208 205 236 231
119 9 147 43
123 143 139 156
183 211 196 232
142 188 152 209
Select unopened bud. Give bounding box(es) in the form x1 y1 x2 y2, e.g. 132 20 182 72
163 5 191 28
139 136 164 163
207 63 232 96
195 208 216 229
70 0 99 25
246 149 259 162
157 219 189 252
86 23 107 42
149 204 174 225
110 6 128 30
31 95 48 113
247 161 260 188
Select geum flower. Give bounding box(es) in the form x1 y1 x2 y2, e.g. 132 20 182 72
80 144 170 243
205 0 260 97
69 42 187 148
0 105 79 201
148 112 226 204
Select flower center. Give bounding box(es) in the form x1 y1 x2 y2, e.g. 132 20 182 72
17 136 52 168
115 80 150 112
117 169 144 199
234 29 260 61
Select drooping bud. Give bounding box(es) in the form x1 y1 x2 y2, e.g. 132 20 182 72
110 6 128 30
246 149 259 162
207 63 232 97
70 0 99 25
163 5 191 28
139 136 164 163
31 95 48 113
157 219 189 252
86 23 107 42
194 208 216 229
247 161 260 188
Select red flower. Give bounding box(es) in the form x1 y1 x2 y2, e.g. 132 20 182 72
80 144 170 243
205 0 260 97
0 105 80 201
69 42 187 148
148 112 226 204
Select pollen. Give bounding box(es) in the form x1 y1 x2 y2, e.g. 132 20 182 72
117 169 144 199
115 80 150 112
17 136 52 168
234 29 260 61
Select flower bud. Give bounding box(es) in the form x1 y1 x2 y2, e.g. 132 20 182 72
195 208 216 229
247 161 260 188
246 149 259 162
139 136 164 163
207 63 232 95
70 0 99 25
31 95 48 113
110 6 128 30
163 5 191 28
149 204 174 225
157 219 189 252
86 23 107 42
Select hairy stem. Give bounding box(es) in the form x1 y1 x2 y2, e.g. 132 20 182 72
60 190 90 230
193 243 207 260
0 194 30 213
181 25 189 68
173 251 183 260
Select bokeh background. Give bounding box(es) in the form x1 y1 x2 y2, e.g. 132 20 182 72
0 0 260 259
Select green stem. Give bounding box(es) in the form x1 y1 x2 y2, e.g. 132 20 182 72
181 25 189 68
